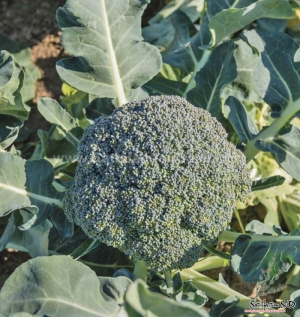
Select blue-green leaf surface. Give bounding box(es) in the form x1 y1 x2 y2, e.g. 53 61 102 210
251 175 286 191
224 96 259 144
187 40 237 122
125 280 209 317
255 125 300 181
99 276 132 304
143 0 204 49
0 256 120 317
70 238 101 260
85 98 115 121
0 51 29 120
209 0 294 45
162 11 211 77
0 152 31 217
143 76 188 97
0 115 23 150
206 0 255 18
13 48 41 102
245 29 300 118
0 152 63 221
56 0 162 106
210 296 245 317
230 227 300 283
221 39 261 102
257 17 286 32
37 98 83 148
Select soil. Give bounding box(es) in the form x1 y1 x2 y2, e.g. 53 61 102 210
0 0 275 310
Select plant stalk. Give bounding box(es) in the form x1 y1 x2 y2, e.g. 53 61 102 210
180 268 251 309
164 270 174 293
133 259 148 282
244 97 300 162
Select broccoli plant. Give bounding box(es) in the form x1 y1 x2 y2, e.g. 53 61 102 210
2 0 300 316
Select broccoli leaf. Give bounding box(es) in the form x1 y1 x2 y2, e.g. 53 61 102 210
210 296 246 317
251 175 286 192
245 29 300 118
162 11 211 77
255 125 300 181
0 256 121 317
230 225 300 283
0 152 63 221
221 39 261 103
206 0 255 18
56 0 162 106
257 17 287 32
37 98 84 148
0 51 29 120
143 76 188 97
70 238 101 260
224 96 259 144
187 40 237 122
125 280 210 317
209 0 294 45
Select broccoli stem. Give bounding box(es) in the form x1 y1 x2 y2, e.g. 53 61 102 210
0 183 63 208
183 48 211 97
218 230 247 243
179 268 251 308
191 256 229 272
244 96 300 162
133 259 148 282
164 270 174 293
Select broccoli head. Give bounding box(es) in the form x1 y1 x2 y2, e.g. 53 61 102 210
63 95 251 271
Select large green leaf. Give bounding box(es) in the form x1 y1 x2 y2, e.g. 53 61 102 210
0 256 120 317
255 125 300 181
143 76 188 97
56 0 162 107
143 0 204 49
70 238 101 260
18 215 53 257
0 34 41 102
0 115 23 150
13 48 41 102
245 29 300 117
0 152 63 218
206 0 255 18
99 276 132 305
210 296 246 317
0 152 31 216
257 17 286 32
187 40 237 122
221 39 261 103
224 96 259 144
37 98 83 148
162 11 211 77
125 280 209 317
209 0 294 45
251 175 285 192
31 128 78 170
0 51 29 121
148 0 204 25
230 225 300 283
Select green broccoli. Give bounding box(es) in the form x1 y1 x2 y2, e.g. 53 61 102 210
63 95 251 271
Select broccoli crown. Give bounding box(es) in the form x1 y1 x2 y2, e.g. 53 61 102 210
63 95 251 271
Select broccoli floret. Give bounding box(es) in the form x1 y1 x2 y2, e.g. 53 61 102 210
63 95 251 271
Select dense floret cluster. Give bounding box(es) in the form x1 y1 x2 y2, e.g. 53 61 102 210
63 95 251 271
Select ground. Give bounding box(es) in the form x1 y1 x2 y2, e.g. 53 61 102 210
0 0 276 306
